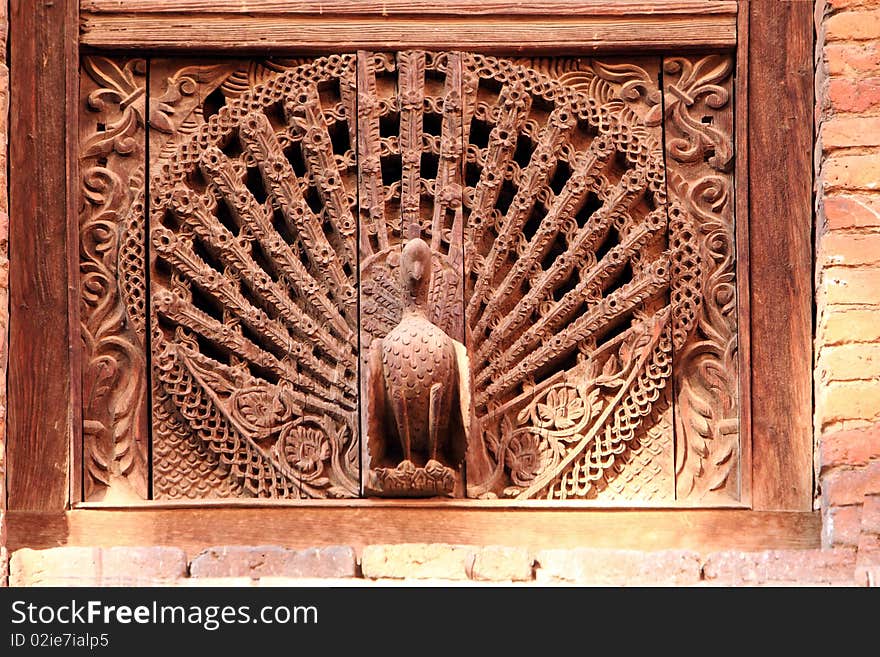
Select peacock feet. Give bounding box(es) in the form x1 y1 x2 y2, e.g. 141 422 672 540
367 459 456 498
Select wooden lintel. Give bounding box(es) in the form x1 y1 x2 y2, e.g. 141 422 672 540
8 508 820 558
79 14 738 53
81 1 739 17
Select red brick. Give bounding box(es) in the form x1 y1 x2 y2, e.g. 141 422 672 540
821 461 880 507
861 493 880 535
823 153 880 191
361 544 473 580
822 194 880 230
10 547 187 586
818 343 880 382
819 308 880 345
819 266 880 304
702 549 856 586
855 555 880 585
534 549 701 586
818 382 880 427
856 496 880 585
822 116 880 149
828 77 880 113
189 546 356 579
823 504 865 547
820 232 880 267
826 9 880 41
820 423 880 470
825 42 880 76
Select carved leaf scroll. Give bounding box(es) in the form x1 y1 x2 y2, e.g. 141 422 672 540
661 54 740 502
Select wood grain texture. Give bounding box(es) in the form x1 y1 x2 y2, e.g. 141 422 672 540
748 0 813 511
7 508 820 557
734 2 752 507
81 1 739 16
7 0 78 511
79 15 737 52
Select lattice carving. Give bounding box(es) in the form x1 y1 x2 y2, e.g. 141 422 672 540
146 55 360 498
86 51 740 504
357 51 468 496
460 55 677 500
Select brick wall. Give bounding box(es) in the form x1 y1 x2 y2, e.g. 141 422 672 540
815 0 880 572
6 544 863 587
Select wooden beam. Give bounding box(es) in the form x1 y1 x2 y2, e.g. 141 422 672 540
735 1 752 507
748 0 814 511
79 14 737 53
8 508 820 558
81 1 739 17
7 0 79 511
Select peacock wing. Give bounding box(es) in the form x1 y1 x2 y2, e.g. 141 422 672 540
149 56 361 499
463 55 688 500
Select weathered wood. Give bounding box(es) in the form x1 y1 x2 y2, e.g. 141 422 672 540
358 51 469 498
78 55 150 503
81 1 739 17
7 0 78 511
461 55 678 502
79 15 737 52
662 52 740 503
7 507 820 557
148 56 361 499
748 0 813 511
734 2 752 507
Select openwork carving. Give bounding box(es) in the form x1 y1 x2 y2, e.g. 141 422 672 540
461 55 675 499
83 51 740 503
146 55 361 498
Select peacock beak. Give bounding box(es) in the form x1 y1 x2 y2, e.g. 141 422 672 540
411 260 425 281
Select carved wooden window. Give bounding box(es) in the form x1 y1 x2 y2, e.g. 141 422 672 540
79 49 742 505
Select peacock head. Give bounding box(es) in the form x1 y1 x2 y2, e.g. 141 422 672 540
400 237 432 310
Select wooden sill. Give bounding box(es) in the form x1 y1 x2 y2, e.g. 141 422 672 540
7 508 820 559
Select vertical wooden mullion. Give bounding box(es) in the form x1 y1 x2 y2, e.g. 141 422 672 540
734 1 752 508
749 0 813 511
8 0 79 510
67 30 84 508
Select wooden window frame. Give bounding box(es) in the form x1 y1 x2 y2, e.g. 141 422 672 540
6 0 818 555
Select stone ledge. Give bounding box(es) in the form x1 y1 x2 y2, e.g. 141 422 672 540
189 545 356 579
5 545 869 587
361 544 473 580
702 549 857 586
535 549 702 586
10 547 188 587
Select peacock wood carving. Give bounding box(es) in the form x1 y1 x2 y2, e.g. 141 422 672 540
82 50 739 502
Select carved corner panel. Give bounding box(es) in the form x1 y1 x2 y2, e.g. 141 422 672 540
78 51 740 504
79 56 150 502
660 55 740 504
